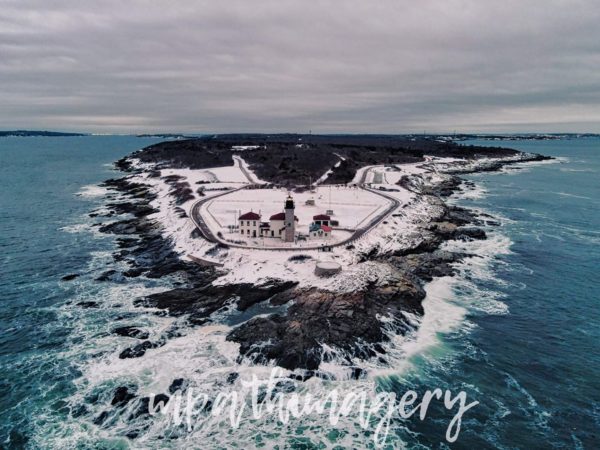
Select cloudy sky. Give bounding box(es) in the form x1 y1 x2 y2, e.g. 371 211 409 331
1 0 599 133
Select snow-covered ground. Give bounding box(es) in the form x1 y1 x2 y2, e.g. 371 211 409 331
205 185 387 236
126 155 511 291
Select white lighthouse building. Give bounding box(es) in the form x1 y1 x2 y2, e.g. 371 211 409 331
284 194 295 242
238 195 297 241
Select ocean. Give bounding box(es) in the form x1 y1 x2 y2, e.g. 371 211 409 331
0 136 598 449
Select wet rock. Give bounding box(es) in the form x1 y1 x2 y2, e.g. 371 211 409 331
116 237 138 248
389 251 464 282
349 367 367 380
111 386 137 407
105 202 158 218
95 269 118 281
98 220 136 235
445 205 481 226
227 284 424 371
169 378 188 394
226 373 239 384
135 280 298 320
455 227 487 241
125 430 141 440
77 301 99 308
429 175 462 197
129 394 170 420
119 341 153 359
93 410 110 425
61 273 79 281
123 268 144 278
188 314 209 326
113 326 149 340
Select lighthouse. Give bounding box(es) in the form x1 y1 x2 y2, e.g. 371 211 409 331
284 194 295 242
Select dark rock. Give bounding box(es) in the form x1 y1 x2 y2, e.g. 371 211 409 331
188 314 209 326
93 410 110 425
135 280 298 320
455 227 487 241
119 341 154 359
61 273 79 281
169 378 188 394
111 386 136 407
123 268 144 278
125 430 140 439
77 301 99 308
226 373 239 384
113 326 149 340
227 284 424 371
350 367 367 380
95 269 118 282
129 394 169 420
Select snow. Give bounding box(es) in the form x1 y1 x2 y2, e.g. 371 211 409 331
205 185 388 240
231 145 261 151
314 154 344 185
128 155 510 292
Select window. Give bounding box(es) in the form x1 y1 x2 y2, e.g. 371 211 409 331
253 221 256 226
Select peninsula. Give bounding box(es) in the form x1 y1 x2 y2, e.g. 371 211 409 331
94 134 550 374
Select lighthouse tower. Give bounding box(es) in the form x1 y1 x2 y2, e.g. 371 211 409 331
284 194 295 242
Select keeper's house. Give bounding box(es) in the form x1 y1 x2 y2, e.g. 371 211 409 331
238 211 261 237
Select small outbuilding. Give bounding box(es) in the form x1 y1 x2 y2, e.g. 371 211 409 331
315 261 342 277
309 223 331 239
312 214 331 226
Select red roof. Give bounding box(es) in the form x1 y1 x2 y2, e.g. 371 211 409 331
321 225 332 232
269 212 285 220
270 212 298 221
238 211 260 220
313 214 331 220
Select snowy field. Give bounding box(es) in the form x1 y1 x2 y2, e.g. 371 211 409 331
204 185 389 236
126 155 495 290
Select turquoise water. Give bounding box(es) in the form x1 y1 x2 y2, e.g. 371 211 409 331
0 136 163 448
391 138 600 448
0 136 598 448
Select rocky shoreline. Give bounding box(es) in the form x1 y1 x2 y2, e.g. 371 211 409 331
86 151 551 376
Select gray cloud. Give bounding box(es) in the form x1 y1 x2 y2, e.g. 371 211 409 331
1 0 599 133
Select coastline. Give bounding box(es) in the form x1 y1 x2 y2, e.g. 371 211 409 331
89 150 551 374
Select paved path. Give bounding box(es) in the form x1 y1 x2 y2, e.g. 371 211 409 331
189 163 400 251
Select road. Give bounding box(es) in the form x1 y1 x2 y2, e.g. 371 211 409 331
189 162 400 251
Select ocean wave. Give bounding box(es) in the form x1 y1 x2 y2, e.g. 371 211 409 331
59 223 96 234
35 160 519 448
76 184 109 198
552 191 592 200
559 168 596 173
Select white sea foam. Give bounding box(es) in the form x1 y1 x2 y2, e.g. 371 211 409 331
76 184 109 198
39 158 519 448
552 191 592 200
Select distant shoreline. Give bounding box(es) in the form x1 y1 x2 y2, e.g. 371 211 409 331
2 130 598 139
0 130 87 137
